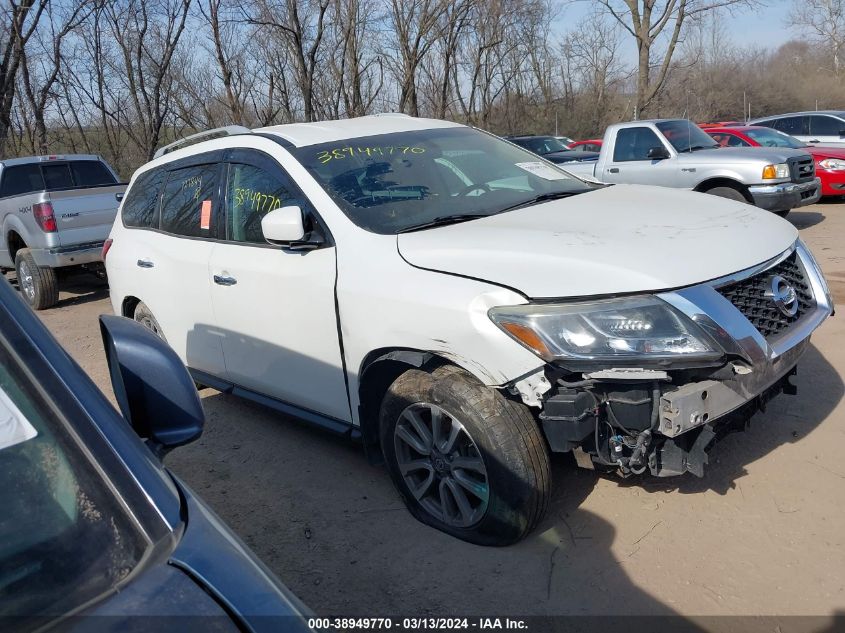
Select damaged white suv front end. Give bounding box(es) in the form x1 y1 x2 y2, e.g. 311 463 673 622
491 239 832 478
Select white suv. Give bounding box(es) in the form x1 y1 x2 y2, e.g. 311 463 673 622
105 114 833 545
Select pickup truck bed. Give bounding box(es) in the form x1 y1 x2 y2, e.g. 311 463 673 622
0 155 127 309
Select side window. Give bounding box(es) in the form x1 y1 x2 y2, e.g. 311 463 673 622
809 115 844 137
226 163 297 243
0 165 45 197
773 116 806 135
711 133 749 147
613 127 663 162
122 169 166 229
160 164 218 238
70 161 117 187
42 164 74 190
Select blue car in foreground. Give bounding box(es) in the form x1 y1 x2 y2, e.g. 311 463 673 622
0 277 311 632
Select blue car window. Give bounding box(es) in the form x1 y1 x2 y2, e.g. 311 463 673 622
0 344 147 617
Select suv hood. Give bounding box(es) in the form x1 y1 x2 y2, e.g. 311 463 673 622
397 184 797 299
677 146 810 164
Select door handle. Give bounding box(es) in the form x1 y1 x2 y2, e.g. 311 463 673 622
213 275 237 286
136 259 154 268
115 192 124 202
608 167 619 173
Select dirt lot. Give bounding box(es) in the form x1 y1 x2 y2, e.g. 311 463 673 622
23 202 845 623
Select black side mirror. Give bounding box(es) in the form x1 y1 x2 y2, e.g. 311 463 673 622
839 129 845 138
647 146 670 160
99 315 204 456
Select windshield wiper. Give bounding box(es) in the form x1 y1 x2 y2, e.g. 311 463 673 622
496 190 582 214
397 214 489 233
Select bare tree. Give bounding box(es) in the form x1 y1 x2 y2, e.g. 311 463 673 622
789 0 845 76
246 0 330 122
0 0 48 151
17 0 93 153
597 0 753 117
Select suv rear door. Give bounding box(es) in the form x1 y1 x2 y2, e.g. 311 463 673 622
113 157 226 378
207 148 350 423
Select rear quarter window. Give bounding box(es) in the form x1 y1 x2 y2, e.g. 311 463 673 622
122 169 166 229
0 165 46 198
160 164 218 238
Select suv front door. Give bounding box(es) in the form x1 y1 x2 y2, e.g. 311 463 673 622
808 114 845 147
208 149 350 422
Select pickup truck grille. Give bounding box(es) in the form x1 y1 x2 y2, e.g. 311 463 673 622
717 252 815 339
788 156 816 183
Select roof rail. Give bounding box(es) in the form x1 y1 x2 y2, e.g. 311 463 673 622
153 125 252 159
373 112 411 118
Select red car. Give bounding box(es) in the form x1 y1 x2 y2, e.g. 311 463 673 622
567 139 603 152
703 125 845 198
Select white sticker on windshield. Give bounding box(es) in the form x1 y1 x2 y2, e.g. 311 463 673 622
515 161 568 181
0 386 38 451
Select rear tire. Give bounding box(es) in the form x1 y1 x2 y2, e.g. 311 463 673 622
704 186 748 203
14 248 58 310
379 365 551 546
133 301 166 341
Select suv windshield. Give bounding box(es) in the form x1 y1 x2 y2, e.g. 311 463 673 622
291 127 591 234
745 128 805 149
656 120 719 153
0 343 147 616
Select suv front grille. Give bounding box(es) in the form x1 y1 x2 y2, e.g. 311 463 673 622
717 252 815 339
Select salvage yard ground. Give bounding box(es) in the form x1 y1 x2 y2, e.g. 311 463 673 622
19 201 845 623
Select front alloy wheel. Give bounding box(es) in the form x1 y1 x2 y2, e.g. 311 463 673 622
393 403 489 528
380 365 551 546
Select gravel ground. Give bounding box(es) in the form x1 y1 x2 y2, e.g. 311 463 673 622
23 201 845 624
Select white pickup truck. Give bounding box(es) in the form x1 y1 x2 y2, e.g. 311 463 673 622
105 116 833 545
563 119 821 215
0 155 126 309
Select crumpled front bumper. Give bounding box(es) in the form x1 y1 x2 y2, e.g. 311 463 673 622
748 178 821 211
657 239 833 438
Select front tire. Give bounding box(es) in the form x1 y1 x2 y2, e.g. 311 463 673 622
14 248 58 310
704 186 748 203
379 365 551 546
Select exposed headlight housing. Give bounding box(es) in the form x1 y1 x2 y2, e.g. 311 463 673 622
762 163 790 179
489 296 723 366
818 158 845 170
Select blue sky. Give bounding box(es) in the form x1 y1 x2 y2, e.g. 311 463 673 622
557 0 795 64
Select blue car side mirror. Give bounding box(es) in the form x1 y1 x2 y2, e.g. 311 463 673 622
99 315 204 455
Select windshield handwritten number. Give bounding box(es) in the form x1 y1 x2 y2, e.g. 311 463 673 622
316 146 426 163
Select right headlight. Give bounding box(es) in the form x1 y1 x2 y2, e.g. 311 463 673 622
818 158 845 170
489 296 723 366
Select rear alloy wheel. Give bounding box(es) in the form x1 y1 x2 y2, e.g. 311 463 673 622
133 302 166 341
380 365 551 546
14 248 58 310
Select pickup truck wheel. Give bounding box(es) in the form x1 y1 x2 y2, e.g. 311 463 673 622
133 302 167 342
379 365 551 545
704 186 747 203
14 249 58 310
